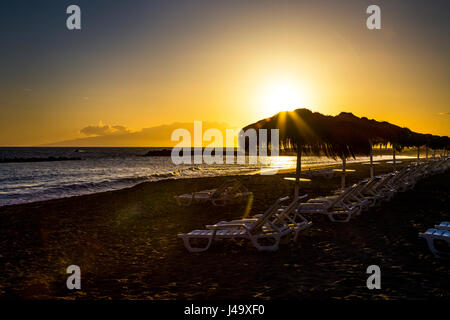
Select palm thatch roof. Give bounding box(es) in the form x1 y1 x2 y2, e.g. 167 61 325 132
243 109 334 156
242 108 449 158
428 135 450 150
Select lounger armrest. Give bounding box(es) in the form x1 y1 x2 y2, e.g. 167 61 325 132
205 223 251 231
299 202 326 207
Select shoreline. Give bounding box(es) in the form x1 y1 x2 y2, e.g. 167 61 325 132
0 156 417 209
0 159 343 209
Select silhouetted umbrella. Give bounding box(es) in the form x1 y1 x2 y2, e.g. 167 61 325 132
328 112 372 188
422 134 435 160
243 109 335 197
370 121 411 171
243 109 373 195
243 109 449 196
406 132 428 162
428 135 450 157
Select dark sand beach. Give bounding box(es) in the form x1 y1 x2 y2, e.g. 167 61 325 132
0 159 448 300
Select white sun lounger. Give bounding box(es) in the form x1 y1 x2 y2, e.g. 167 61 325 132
308 180 371 211
212 195 312 242
175 179 252 206
342 179 373 211
178 196 297 252
325 182 371 212
435 222 450 231
356 176 385 206
297 185 360 222
366 173 396 202
419 228 450 258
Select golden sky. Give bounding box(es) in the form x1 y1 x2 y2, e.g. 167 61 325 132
0 0 448 146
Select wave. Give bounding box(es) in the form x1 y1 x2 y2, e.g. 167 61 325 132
0 167 214 206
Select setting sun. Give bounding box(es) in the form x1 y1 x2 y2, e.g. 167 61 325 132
259 78 312 116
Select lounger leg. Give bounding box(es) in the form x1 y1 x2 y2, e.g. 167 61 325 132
177 195 193 206
212 198 226 206
425 237 441 258
185 197 193 206
182 236 213 253
328 213 352 223
250 235 280 251
328 214 337 222
293 229 300 243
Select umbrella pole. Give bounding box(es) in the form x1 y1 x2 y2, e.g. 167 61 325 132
417 146 420 163
341 157 346 189
294 148 301 199
369 143 374 178
393 146 396 171
426 146 428 160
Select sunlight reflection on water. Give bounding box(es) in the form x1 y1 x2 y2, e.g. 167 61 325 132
0 147 416 206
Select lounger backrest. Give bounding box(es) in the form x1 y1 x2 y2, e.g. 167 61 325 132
350 180 367 195
356 178 372 194
388 168 410 186
360 176 382 194
327 184 357 207
396 167 416 183
372 174 393 190
269 194 309 227
248 196 290 234
347 180 369 199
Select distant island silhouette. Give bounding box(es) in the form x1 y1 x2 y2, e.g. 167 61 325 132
0 156 82 164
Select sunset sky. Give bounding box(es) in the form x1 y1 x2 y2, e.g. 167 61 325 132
0 0 449 146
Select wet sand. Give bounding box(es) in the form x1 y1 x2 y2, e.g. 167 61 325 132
0 160 448 300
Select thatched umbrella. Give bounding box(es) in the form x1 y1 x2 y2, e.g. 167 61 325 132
430 136 450 157
352 117 406 172
422 134 449 159
329 112 372 188
359 119 380 178
243 108 448 196
243 109 335 197
423 134 434 160
243 109 374 195
406 132 428 163
373 122 411 171
336 116 394 177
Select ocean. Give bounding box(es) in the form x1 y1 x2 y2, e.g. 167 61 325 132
0 147 412 207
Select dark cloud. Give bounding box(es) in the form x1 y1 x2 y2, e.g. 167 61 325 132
80 122 130 136
111 125 130 134
45 122 234 147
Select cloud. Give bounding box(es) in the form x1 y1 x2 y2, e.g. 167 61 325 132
111 125 130 134
438 112 450 115
44 121 237 147
80 121 130 136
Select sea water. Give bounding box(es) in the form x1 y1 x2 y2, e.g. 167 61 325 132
0 147 413 206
